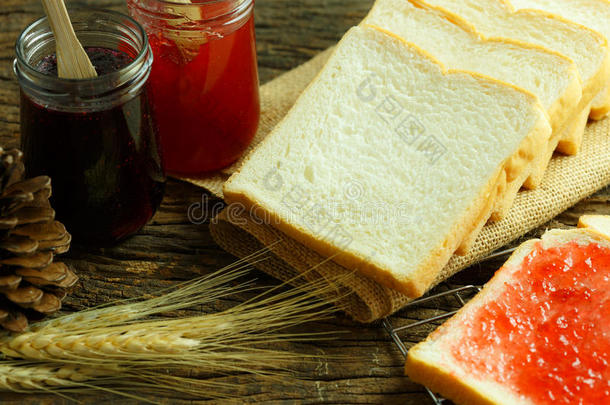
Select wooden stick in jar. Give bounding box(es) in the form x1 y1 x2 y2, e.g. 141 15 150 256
170 0 201 19
165 0 208 62
41 0 97 79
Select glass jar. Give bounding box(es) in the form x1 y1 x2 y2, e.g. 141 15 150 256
15 9 166 245
127 0 260 175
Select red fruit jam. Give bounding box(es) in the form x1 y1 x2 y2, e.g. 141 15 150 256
451 241 610 405
21 47 165 245
143 7 260 175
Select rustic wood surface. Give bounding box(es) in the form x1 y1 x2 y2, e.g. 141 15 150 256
0 0 609 403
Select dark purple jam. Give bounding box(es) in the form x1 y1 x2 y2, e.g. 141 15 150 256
21 47 165 245
36 47 133 76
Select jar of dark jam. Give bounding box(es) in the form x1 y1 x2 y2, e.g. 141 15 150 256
14 10 166 245
127 0 260 175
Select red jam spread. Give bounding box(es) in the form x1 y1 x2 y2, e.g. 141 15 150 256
452 241 610 405
147 11 260 175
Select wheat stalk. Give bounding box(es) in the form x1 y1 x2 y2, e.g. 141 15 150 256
0 362 104 390
28 245 274 333
0 244 342 364
0 245 350 400
0 359 318 403
0 360 253 402
0 280 337 369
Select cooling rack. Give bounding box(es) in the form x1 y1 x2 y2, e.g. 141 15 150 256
382 247 517 404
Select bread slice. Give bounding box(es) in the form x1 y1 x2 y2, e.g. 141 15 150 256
509 0 610 120
223 25 551 297
363 0 581 222
412 0 610 155
405 218 610 404
578 214 610 237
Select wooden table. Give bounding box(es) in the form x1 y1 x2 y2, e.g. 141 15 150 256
1 0 608 403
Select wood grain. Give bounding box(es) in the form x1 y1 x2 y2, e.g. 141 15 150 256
0 0 608 403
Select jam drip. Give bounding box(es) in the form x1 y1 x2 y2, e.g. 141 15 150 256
451 241 610 404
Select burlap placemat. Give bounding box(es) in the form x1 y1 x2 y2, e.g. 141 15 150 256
181 48 610 323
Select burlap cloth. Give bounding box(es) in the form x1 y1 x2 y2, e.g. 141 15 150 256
180 47 610 323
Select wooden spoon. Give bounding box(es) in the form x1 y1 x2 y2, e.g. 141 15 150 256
166 0 207 61
41 0 97 79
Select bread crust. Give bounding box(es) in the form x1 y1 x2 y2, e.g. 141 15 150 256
458 110 548 251
371 26 553 227
455 169 504 255
402 0 584 133
514 8 610 125
578 215 610 240
366 0 579 220
489 114 548 220
554 101 592 156
405 346 500 405
521 100 591 189
405 223 610 405
411 0 610 150
591 84 610 120
502 0 610 119
225 25 551 298
402 0 585 200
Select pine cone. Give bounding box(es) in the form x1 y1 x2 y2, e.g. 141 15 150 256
0 148 77 333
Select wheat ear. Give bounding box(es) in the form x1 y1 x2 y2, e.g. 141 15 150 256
0 359 316 402
0 249 348 362
0 274 339 370
0 244 352 400
0 362 102 390
25 244 275 334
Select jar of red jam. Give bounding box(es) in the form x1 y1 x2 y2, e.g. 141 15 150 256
14 10 166 245
127 0 260 175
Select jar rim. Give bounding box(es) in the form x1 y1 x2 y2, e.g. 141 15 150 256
145 0 249 6
128 0 253 24
15 8 149 85
156 0 233 3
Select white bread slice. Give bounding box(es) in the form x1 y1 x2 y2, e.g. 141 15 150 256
412 0 610 155
363 0 581 222
509 0 610 119
405 218 610 404
578 214 610 237
223 25 551 297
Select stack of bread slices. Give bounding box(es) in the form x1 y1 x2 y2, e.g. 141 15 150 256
224 0 610 299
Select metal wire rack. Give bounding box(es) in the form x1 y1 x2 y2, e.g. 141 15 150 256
382 246 517 404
